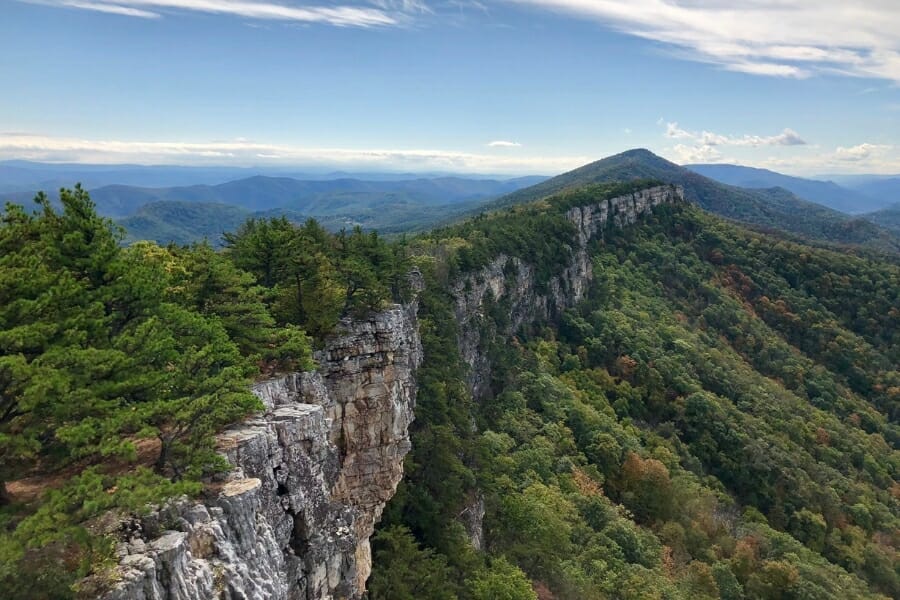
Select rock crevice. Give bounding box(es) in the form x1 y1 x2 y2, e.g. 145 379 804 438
101 301 422 600
453 185 684 402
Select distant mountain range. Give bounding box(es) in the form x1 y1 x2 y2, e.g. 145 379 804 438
847 177 900 203
862 203 900 235
5 154 900 253
1 171 546 245
493 149 900 254
685 163 892 214
0 160 539 193
5 172 546 216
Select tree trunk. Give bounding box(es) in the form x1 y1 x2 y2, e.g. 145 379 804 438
155 435 169 475
0 479 10 506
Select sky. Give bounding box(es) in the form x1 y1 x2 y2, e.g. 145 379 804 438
1 0 899 176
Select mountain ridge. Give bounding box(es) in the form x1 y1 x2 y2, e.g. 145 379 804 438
492 149 900 254
685 163 887 214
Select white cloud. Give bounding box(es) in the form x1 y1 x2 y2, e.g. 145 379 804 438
678 142 900 175
664 122 806 155
24 0 406 27
0 133 581 174
672 143 722 164
507 0 900 83
834 143 892 162
757 146 899 175
487 140 522 148
60 1 160 17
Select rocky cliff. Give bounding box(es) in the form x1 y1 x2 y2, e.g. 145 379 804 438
99 300 422 600
452 184 684 401
450 185 683 546
94 185 681 600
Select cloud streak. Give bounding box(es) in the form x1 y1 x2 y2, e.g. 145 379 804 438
0 133 581 174
834 143 892 162
508 0 900 83
487 140 522 148
60 0 160 18
24 0 407 27
666 122 806 148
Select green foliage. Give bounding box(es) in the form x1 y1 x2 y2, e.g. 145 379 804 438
492 148 900 254
4 177 899 600
119 201 250 246
369 525 458 600
416 181 656 287
223 217 408 338
466 557 537 600
376 190 898 599
0 187 327 596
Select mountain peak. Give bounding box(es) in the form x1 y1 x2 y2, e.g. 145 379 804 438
493 149 900 254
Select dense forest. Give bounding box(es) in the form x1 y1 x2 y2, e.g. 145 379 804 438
0 186 407 596
1 181 898 599
372 190 899 599
493 149 900 255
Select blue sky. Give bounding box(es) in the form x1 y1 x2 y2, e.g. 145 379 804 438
2 0 899 175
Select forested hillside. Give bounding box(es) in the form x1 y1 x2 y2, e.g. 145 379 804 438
0 188 410 597
1 182 898 599
864 203 900 235
685 164 885 214
495 149 900 254
373 187 899 599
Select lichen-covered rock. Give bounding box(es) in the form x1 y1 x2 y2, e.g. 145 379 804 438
98 301 422 600
453 185 683 400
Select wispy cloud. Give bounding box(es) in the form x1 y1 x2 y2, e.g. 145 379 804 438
672 143 723 164
834 143 892 162
757 144 898 175
487 140 522 148
666 134 898 174
23 0 409 27
508 0 900 83
0 133 582 174
59 0 160 18
665 121 806 163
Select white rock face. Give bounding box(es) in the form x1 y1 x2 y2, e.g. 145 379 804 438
449 185 683 546
95 186 681 598
99 301 422 600
453 185 684 401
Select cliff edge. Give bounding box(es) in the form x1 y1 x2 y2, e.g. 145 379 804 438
98 299 422 600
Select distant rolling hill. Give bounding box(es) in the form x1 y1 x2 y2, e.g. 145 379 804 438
0 160 544 193
862 203 900 235
848 177 900 205
493 149 900 254
4 173 546 245
686 163 886 214
118 202 252 246
6 174 545 218
0 161 265 193
118 195 488 246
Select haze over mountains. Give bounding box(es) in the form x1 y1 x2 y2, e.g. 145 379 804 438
0 166 546 244
0 160 526 193
864 203 900 235
3 151 899 253
685 163 892 214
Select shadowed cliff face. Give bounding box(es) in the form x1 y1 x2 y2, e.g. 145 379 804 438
99 301 422 600
453 185 684 401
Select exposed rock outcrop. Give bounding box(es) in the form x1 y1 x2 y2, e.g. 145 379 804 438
95 186 681 598
453 184 684 402
450 185 682 547
99 301 422 600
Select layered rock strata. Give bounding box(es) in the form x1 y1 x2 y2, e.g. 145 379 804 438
453 185 684 401
100 301 422 600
